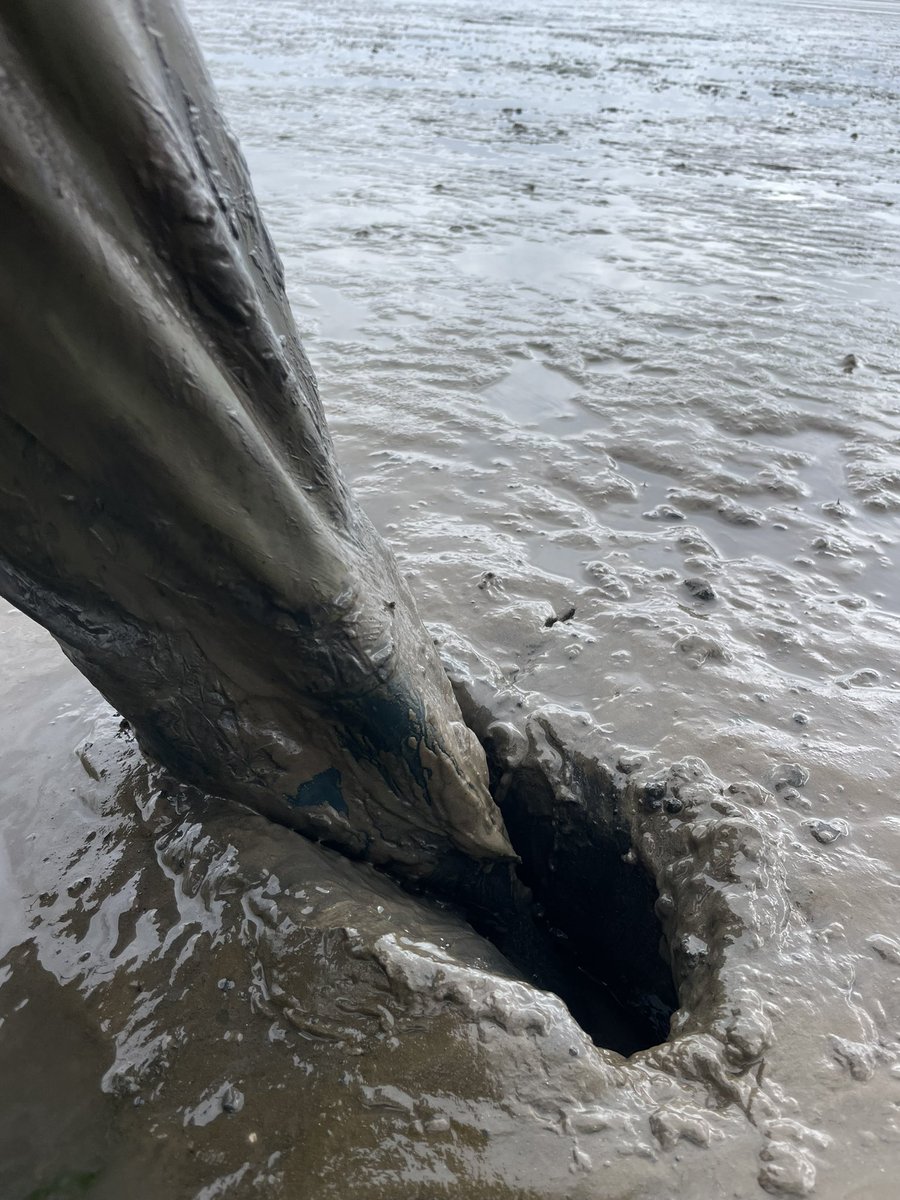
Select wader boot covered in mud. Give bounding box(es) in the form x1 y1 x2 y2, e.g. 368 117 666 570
0 0 513 879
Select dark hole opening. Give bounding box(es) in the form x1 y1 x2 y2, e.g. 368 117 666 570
424 722 679 1057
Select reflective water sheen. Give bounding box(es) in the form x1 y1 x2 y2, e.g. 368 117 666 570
2 0 900 1197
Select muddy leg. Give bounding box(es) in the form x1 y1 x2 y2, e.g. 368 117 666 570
0 0 512 877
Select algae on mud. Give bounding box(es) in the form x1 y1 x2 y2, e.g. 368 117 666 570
0 0 511 879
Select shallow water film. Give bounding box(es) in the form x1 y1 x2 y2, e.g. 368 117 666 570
2 0 900 1196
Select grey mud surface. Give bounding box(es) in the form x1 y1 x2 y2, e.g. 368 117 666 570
2 0 900 1196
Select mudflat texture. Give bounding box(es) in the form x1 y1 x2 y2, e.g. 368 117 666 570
2 0 899 1197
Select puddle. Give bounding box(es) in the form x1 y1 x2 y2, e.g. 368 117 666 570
300 284 373 341
480 359 586 428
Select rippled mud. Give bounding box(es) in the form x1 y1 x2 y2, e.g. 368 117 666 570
3 0 900 1196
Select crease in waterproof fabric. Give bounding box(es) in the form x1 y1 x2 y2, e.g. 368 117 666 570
0 0 514 877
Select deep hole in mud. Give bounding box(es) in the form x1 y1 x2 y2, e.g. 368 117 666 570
424 706 679 1057
264 704 677 1055
490 747 677 1055
261 726 677 1055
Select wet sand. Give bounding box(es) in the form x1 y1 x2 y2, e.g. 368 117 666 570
3 0 900 1196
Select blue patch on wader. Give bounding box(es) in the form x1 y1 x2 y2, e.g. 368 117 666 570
287 767 347 815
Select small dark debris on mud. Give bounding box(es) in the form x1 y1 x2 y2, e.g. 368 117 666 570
683 576 716 601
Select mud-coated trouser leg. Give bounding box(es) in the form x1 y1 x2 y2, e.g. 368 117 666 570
0 0 513 877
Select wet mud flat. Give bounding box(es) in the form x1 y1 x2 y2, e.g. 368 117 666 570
4 611 900 1200
2 604 898 1200
4 0 900 1196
